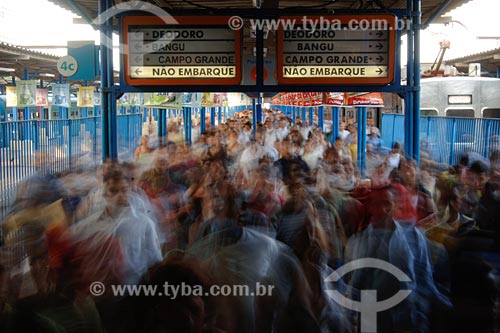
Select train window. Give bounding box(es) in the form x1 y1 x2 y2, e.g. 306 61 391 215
421 109 438 116
445 109 475 117
482 108 500 119
448 95 472 105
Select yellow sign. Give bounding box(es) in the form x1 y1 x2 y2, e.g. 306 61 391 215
130 66 236 78
6 86 17 107
77 86 95 107
282 66 387 78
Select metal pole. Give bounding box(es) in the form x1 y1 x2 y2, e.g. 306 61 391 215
99 0 109 161
308 106 313 127
251 98 257 138
332 106 340 143
210 107 215 127
256 94 262 124
357 107 367 178
183 107 189 143
188 108 192 144
405 0 415 159
318 105 324 132
413 0 422 164
200 107 206 134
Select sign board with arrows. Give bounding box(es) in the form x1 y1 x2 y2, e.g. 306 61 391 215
277 15 396 85
122 16 242 86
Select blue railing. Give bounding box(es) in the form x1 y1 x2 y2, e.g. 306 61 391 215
1 114 143 220
381 114 500 165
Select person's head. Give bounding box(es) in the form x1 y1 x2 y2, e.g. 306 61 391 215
243 122 252 133
265 119 274 130
366 186 395 227
335 136 344 148
467 160 489 190
324 147 340 165
228 128 238 141
279 117 288 128
391 142 401 154
290 129 303 145
103 169 129 213
283 158 309 186
490 150 500 175
399 158 418 188
167 140 177 156
140 135 149 146
137 254 213 333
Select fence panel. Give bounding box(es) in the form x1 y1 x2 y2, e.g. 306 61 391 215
382 114 500 165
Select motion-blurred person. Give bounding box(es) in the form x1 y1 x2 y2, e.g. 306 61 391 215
345 185 450 333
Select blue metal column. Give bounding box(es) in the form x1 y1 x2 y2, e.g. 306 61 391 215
252 99 257 137
318 105 324 132
200 107 206 134
217 106 222 125
308 107 313 126
301 107 306 123
357 107 367 178
188 108 192 144
413 0 422 163
158 109 167 145
332 106 340 142
256 94 262 124
99 0 117 160
183 107 189 143
210 107 215 127
404 0 416 159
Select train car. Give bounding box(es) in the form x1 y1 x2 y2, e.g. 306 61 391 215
420 76 500 118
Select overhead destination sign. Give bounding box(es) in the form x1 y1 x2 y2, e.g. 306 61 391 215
122 16 242 86
277 15 396 85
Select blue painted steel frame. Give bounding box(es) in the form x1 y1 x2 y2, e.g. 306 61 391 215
93 4 422 169
99 0 118 160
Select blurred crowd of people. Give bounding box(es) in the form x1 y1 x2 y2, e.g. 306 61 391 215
1 108 500 332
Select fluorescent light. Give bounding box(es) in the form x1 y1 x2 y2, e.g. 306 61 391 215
0 67 15 72
40 73 55 77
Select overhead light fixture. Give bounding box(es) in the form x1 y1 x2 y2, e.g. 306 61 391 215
0 67 16 72
252 0 263 8
253 47 267 57
250 26 270 39
40 73 55 77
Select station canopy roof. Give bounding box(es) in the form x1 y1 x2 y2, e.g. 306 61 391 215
46 0 472 97
49 0 471 29
0 42 59 84
445 47 500 76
